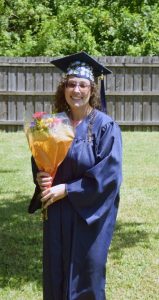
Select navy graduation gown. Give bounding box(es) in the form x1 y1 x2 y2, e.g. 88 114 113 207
30 109 122 300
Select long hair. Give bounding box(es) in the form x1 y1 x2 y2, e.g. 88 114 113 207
54 77 101 113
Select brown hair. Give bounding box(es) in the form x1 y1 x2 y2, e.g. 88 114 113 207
54 77 101 113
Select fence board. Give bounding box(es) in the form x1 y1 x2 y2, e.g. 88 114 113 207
17 66 26 91
0 96 7 120
142 97 151 121
124 57 134 92
35 67 44 91
152 66 159 91
8 67 17 91
134 67 142 91
133 96 142 122
35 95 44 112
25 96 34 119
0 67 8 91
25 67 35 91
115 69 125 92
115 96 124 121
17 95 25 121
8 96 16 120
107 96 115 120
152 96 159 121
124 96 133 121
43 68 53 91
44 99 54 114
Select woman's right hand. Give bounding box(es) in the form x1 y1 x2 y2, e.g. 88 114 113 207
36 172 53 191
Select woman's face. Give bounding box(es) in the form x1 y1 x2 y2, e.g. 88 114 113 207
64 77 91 109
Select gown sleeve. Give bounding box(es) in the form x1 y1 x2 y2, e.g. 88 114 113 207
66 121 122 225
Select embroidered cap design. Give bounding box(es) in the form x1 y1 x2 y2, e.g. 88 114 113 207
66 61 94 81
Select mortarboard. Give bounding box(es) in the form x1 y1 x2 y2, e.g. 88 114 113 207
50 51 112 112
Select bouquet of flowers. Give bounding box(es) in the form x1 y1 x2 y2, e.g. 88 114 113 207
24 111 75 219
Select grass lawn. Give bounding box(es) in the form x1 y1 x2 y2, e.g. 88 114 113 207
0 131 159 300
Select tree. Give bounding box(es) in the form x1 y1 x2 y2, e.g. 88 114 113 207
0 0 159 56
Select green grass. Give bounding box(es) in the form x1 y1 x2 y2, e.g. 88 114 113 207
0 131 159 300
107 132 159 300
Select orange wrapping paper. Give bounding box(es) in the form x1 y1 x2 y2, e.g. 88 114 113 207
25 112 74 180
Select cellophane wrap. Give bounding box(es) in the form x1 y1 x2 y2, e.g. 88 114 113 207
24 111 74 180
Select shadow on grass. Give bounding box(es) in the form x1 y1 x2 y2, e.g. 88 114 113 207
0 193 42 289
0 169 21 173
0 193 156 289
109 221 153 260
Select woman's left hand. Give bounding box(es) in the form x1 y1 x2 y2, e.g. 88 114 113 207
41 184 67 209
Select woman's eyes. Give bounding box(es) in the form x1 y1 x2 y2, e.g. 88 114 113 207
66 82 90 89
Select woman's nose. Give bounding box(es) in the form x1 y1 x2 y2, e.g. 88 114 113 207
73 84 81 92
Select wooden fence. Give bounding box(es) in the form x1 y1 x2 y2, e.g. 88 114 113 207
0 56 159 131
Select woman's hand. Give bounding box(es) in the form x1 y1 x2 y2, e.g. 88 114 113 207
36 172 53 191
41 184 67 209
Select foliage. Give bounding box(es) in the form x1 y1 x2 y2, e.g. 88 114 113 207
0 0 159 56
0 131 159 299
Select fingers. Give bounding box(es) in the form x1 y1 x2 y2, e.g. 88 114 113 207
36 172 53 190
43 197 54 209
40 184 67 209
37 171 50 177
41 188 54 209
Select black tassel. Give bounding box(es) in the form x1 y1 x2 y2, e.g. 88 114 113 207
100 74 107 113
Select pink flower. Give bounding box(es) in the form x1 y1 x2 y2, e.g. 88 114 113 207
52 117 62 125
33 112 47 120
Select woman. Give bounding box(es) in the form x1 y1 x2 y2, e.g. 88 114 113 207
29 52 122 300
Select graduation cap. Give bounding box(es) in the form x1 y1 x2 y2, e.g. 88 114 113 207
50 51 112 112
